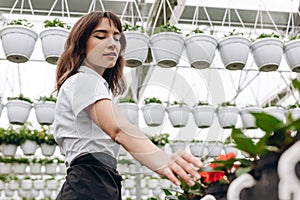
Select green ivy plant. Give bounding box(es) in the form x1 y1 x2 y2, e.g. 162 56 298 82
118 97 136 103
219 101 236 107
256 32 280 40
196 101 210 106
186 27 204 37
122 23 144 32
0 127 24 146
223 28 244 37
154 22 182 34
43 18 71 30
171 100 187 107
289 33 300 41
147 133 170 146
144 97 162 104
7 94 33 104
6 19 34 28
37 94 57 103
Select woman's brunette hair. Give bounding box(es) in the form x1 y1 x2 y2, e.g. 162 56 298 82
55 11 126 96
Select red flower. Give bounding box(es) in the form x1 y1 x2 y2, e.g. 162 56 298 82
209 152 236 169
199 171 225 183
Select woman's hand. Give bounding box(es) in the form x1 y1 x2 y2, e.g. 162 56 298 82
156 150 203 186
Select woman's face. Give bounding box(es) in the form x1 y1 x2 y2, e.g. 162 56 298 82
84 17 121 75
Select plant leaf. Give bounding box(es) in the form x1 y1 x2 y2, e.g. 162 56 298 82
232 128 256 158
251 112 283 132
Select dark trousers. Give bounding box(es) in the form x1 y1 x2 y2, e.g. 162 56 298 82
56 153 122 200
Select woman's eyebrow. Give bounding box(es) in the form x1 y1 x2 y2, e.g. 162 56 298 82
93 29 120 35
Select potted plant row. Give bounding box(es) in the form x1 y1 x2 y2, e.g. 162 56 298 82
0 18 70 64
4 94 56 125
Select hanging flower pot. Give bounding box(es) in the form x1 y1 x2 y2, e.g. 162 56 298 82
0 19 38 63
288 107 300 120
33 179 45 190
184 33 218 69
1 144 18 157
189 141 208 157
20 140 37 155
34 96 56 125
218 31 251 70
206 141 223 157
124 31 150 67
192 103 215 128
150 23 184 67
117 98 139 125
40 28 69 64
167 101 190 128
44 163 57 175
6 94 33 125
39 18 70 64
141 97 165 126
13 163 27 174
251 33 284 72
240 106 262 129
46 179 58 190
263 106 286 122
284 37 300 72
0 163 12 174
169 141 188 153
41 143 57 156
8 179 19 190
30 163 42 175
21 178 33 190
216 102 239 128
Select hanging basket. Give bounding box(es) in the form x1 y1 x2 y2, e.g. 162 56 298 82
218 36 251 70
240 106 262 129
263 106 286 122
6 100 32 125
289 107 300 120
284 39 300 72
117 102 139 125
0 25 38 63
167 105 190 127
169 141 188 153
190 142 209 157
124 31 150 67
13 163 27 174
34 101 56 125
20 140 37 155
30 163 42 175
150 32 184 67
40 143 56 156
251 38 284 72
1 144 18 157
184 34 218 69
217 106 239 128
39 27 69 65
141 103 165 126
192 105 215 128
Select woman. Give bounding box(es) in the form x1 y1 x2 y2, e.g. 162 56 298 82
54 11 202 199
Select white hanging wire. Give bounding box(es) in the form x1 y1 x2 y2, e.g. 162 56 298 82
120 0 144 26
17 64 22 95
167 67 179 105
47 0 70 17
279 72 299 102
88 0 105 13
10 0 34 15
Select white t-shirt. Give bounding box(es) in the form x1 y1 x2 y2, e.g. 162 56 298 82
54 66 120 167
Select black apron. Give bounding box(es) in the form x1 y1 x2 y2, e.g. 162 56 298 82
56 152 122 200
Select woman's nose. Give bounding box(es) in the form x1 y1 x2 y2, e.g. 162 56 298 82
107 37 117 49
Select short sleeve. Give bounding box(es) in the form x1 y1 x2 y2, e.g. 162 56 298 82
72 73 111 117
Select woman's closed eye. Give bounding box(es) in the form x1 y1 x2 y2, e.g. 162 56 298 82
94 35 120 42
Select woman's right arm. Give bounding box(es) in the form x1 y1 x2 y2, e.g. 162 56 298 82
85 98 202 186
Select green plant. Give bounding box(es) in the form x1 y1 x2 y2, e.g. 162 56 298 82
37 94 57 103
148 133 170 146
17 125 39 143
154 22 182 34
7 94 33 104
118 159 133 165
223 28 243 37
256 32 280 40
118 97 136 103
196 101 209 106
186 27 204 37
6 19 34 28
143 97 162 104
171 100 187 107
219 101 236 107
12 157 30 164
122 23 144 32
289 33 300 41
43 18 71 30
0 127 24 145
